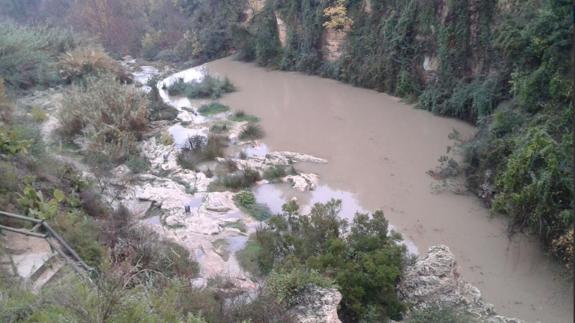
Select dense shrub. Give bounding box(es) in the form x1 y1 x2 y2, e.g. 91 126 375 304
233 191 272 220
50 210 104 268
265 266 334 307
166 75 235 99
177 135 227 170
263 165 296 181
59 75 149 165
209 168 261 191
58 46 129 84
0 22 80 89
102 206 199 280
198 102 230 116
239 124 265 141
228 110 260 122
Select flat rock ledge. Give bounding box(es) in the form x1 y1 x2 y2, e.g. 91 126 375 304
289 285 342 323
399 245 525 323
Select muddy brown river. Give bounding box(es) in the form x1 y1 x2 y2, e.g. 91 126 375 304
208 57 572 322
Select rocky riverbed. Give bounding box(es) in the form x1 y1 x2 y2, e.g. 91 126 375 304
103 60 330 289
28 59 529 322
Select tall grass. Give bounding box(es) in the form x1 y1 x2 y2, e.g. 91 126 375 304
59 75 149 165
0 22 83 89
176 134 227 170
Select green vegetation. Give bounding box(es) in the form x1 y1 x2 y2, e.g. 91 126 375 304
209 121 231 134
253 199 407 321
236 235 262 276
166 75 235 99
233 190 272 220
239 124 265 141
228 110 260 123
406 303 471 323
266 266 335 307
209 168 261 192
58 46 129 84
222 220 247 233
0 0 248 62
177 135 227 170
263 165 296 182
0 22 76 89
59 75 149 168
126 155 151 174
198 102 230 116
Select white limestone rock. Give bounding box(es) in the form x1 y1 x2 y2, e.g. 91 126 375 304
289 285 342 323
400 245 525 323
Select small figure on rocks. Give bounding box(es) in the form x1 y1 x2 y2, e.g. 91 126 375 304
184 204 191 214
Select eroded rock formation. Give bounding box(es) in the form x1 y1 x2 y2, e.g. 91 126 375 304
400 245 524 323
289 286 343 323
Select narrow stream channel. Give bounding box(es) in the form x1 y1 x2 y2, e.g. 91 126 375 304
207 57 572 323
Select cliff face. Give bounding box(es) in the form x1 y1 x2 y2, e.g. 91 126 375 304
240 0 498 111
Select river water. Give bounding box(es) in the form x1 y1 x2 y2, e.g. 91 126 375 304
207 57 572 323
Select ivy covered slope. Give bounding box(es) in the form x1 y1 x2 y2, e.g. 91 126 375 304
235 0 573 266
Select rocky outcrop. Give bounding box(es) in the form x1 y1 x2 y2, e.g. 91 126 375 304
321 27 348 62
284 173 319 192
275 12 288 48
400 245 524 323
289 286 342 323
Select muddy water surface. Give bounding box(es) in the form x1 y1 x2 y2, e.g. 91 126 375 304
208 58 572 323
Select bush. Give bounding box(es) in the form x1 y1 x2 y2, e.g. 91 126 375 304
30 106 47 123
228 110 260 123
126 155 150 174
209 168 261 192
239 124 265 141
233 191 257 209
236 235 262 276
58 46 128 84
209 121 231 134
233 191 272 221
50 210 105 268
266 267 334 307
102 207 199 280
263 165 296 181
166 75 235 99
59 75 149 164
492 128 572 243
197 102 230 116
177 135 227 170
0 22 80 89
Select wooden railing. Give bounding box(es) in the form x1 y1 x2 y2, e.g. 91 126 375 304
0 210 95 280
